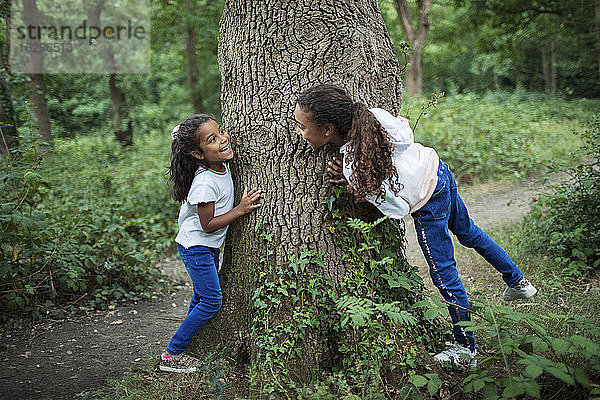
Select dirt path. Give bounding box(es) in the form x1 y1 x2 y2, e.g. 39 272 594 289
0 177 549 400
0 257 193 400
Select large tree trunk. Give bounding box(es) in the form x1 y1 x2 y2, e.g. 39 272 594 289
187 0 439 395
21 0 52 145
393 0 433 96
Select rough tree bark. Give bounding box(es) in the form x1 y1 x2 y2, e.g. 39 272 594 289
189 0 408 386
21 0 52 145
393 0 433 96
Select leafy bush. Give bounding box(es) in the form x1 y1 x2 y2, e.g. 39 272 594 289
0 126 177 318
402 91 599 183
526 116 600 278
460 301 600 400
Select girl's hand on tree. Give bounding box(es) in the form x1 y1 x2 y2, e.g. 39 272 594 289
327 158 348 186
238 187 262 214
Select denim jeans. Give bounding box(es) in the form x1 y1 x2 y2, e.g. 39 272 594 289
167 244 222 354
411 161 524 351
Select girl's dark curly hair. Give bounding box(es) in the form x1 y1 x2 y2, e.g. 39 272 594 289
296 84 401 203
168 114 216 203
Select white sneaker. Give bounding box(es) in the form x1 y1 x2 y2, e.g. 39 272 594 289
159 353 199 373
503 279 537 300
434 342 477 370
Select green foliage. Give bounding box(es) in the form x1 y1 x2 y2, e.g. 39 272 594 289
526 116 600 278
0 123 177 318
380 0 600 97
402 91 598 183
44 75 111 138
249 188 445 398
459 300 600 400
87 353 228 400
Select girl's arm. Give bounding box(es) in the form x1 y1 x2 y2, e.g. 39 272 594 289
197 188 261 233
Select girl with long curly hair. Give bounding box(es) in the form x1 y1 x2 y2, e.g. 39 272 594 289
162 114 261 373
294 84 537 369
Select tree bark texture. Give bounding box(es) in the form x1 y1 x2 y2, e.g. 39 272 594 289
21 0 52 144
189 0 405 383
393 0 432 96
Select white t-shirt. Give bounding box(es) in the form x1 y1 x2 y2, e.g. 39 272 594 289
175 164 234 249
340 108 439 219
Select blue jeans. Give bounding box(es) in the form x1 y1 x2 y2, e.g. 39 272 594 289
167 244 222 354
411 161 524 351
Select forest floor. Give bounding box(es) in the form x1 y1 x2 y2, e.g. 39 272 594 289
0 175 552 400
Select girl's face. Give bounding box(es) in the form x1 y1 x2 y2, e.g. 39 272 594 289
192 120 233 166
294 104 329 148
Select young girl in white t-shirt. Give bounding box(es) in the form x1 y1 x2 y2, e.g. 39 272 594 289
294 84 537 369
160 114 261 373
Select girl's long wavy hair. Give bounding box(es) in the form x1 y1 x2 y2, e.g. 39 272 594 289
168 114 216 203
296 84 401 203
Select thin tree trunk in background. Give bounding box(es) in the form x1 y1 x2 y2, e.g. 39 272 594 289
109 73 124 129
184 0 203 113
191 0 409 386
550 40 557 94
109 73 132 145
0 47 18 153
393 0 433 96
21 0 52 145
86 0 132 145
515 45 522 89
0 96 14 154
596 0 600 80
542 45 550 94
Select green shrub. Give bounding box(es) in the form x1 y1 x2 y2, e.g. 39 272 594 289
456 301 600 400
402 91 598 183
526 116 600 278
0 127 177 318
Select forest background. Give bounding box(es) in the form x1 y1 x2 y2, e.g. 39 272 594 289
1 0 600 399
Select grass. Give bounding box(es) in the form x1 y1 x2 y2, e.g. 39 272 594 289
84 354 236 400
482 221 600 329
401 91 598 184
